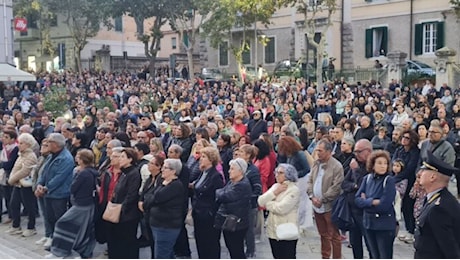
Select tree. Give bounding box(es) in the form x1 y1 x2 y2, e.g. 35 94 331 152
296 0 338 88
169 0 213 79
452 0 460 19
13 0 56 71
202 0 284 81
41 0 110 73
108 0 183 77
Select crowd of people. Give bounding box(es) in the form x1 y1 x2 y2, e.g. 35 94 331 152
0 70 460 259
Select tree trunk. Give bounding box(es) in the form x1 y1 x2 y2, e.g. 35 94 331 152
75 47 82 73
316 44 324 90
186 47 194 80
149 56 157 79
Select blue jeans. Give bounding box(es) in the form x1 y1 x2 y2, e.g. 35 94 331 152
152 226 181 259
38 197 52 237
365 229 395 259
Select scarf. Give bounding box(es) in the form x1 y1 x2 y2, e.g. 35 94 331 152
1 143 17 163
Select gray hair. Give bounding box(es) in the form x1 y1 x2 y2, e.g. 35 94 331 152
19 124 32 134
276 163 298 182
169 144 183 155
47 133 66 148
342 137 355 147
164 158 182 176
18 133 38 148
229 158 248 174
108 139 122 148
317 139 333 151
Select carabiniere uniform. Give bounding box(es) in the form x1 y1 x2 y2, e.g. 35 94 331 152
414 155 460 259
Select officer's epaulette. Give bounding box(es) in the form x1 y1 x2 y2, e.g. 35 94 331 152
434 197 441 206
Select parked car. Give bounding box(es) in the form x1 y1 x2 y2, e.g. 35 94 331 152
273 59 316 80
200 68 224 80
244 66 268 81
406 60 436 76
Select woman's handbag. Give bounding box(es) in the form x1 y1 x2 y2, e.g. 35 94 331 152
331 193 354 231
276 223 299 240
102 201 122 223
19 176 33 187
221 214 241 232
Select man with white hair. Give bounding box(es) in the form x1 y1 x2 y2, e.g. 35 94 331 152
35 133 74 248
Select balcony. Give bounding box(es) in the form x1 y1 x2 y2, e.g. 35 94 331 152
15 29 40 41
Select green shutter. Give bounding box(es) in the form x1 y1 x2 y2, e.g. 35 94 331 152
183 32 189 48
365 29 373 58
381 27 388 56
436 21 444 50
414 23 423 55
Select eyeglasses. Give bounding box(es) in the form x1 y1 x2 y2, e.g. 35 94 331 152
354 149 368 154
402 136 410 140
428 130 441 135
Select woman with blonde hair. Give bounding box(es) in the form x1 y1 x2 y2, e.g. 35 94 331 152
187 139 211 183
149 137 166 158
191 147 224 258
7 133 38 237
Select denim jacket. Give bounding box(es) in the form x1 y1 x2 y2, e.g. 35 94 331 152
38 148 74 199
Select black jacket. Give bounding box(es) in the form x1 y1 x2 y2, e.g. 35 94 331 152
144 179 185 229
192 167 224 220
246 164 262 209
70 167 98 206
341 163 368 213
247 119 268 142
214 177 252 231
415 188 460 258
111 165 141 223
354 126 376 141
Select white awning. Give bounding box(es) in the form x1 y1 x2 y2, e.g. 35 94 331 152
0 63 36 81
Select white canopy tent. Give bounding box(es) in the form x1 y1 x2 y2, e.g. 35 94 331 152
0 63 36 81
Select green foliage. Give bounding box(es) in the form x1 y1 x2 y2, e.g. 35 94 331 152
43 86 69 118
94 98 115 112
452 0 460 19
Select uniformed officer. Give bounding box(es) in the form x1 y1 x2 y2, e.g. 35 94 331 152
414 151 460 258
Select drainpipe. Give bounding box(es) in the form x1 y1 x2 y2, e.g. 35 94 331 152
409 0 414 60
340 0 344 70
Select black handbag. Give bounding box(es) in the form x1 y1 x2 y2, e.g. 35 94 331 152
221 214 241 232
331 193 354 231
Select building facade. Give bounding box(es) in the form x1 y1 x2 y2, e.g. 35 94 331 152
350 0 460 68
0 0 14 65
202 1 344 76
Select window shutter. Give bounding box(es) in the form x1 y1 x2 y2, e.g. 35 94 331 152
382 26 388 56
365 28 373 58
414 23 423 55
436 21 444 50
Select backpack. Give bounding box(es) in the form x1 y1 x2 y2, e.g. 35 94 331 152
366 174 389 188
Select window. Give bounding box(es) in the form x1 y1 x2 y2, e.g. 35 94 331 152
219 42 229 66
49 14 58 27
114 17 123 32
414 22 444 55
172 37 177 49
365 26 388 58
264 37 275 64
309 0 323 5
242 40 251 65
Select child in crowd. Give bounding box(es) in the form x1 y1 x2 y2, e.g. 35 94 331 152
392 159 407 236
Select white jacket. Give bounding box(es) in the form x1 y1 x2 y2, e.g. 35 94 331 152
258 181 300 240
391 112 409 127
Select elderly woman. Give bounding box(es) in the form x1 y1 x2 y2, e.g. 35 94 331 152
334 137 355 176
143 158 185 259
106 148 141 259
139 154 165 258
214 158 252 259
237 144 262 258
6 133 38 237
191 146 224 259
258 164 300 259
46 149 98 259
355 150 396 259
371 126 391 150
